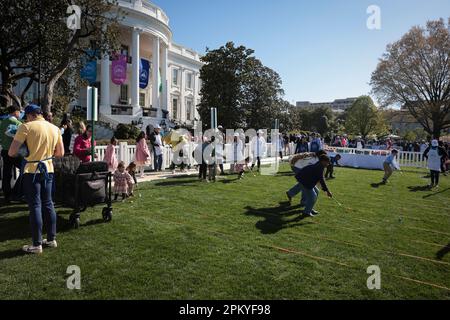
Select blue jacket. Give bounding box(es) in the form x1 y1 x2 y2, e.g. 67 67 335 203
295 162 329 192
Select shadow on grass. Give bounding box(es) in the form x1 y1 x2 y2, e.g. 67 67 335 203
423 188 450 199
408 185 432 192
154 179 200 187
370 182 385 188
0 205 29 216
0 206 107 246
0 249 27 260
436 243 450 260
244 202 313 235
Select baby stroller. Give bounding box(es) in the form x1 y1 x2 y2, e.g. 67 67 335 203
53 157 113 229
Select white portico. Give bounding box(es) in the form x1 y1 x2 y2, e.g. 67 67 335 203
75 0 203 130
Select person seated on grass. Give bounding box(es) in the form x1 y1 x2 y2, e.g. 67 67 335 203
381 149 400 184
287 155 333 217
325 154 342 179
114 161 134 200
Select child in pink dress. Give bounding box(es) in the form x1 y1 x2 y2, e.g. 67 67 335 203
135 132 151 178
104 137 119 172
113 161 134 200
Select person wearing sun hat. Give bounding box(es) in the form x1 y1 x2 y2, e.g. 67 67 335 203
423 139 446 189
8 104 64 254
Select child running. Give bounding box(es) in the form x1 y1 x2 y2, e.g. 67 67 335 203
381 149 400 184
325 153 342 179
113 161 134 200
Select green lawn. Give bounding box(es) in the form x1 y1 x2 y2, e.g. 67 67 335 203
0 164 449 300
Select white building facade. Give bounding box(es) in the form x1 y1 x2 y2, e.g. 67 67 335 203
80 0 203 130
10 0 201 131
296 98 358 113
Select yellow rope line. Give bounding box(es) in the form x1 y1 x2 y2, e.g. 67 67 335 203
290 230 450 267
267 245 351 267
405 226 450 236
146 215 450 292
411 240 450 248
387 274 450 292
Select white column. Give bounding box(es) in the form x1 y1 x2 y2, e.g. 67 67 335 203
131 28 141 113
161 43 169 115
100 53 110 115
179 68 185 122
152 36 160 116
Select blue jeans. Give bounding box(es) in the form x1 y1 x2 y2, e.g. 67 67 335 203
154 154 163 171
23 173 57 246
288 183 319 207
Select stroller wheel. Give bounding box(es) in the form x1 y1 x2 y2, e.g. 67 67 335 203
102 207 113 222
69 214 81 229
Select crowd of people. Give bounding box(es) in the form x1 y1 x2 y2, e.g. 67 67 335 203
0 104 449 254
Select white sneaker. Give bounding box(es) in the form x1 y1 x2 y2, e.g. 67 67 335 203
42 239 58 248
22 245 43 254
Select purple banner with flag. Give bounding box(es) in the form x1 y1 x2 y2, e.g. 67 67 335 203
111 54 127 85
139 59 150 89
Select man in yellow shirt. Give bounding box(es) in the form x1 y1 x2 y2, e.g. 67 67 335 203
8 104 64 254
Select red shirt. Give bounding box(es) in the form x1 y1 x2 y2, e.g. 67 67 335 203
73 134 96 163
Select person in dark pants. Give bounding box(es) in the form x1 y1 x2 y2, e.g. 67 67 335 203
287 155 333 217
149 125 163 171
325 154 342 179
0 105 23 204
8 105 64 254
423 140 446 188
295 136 309 154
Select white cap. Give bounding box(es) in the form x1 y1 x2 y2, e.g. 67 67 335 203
154 125 161 129
234 133 240 137
431 140 439 147
257 129 264 134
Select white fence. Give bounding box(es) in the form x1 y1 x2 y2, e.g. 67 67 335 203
326 146 428 168
0 143 430 189
94 143 428 170
94 142 295 170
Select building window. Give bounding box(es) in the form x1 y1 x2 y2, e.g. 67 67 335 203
186 99 193 120
120 85 128 104
139 93 146 107
172 97 179 119
172 68 179 86
186 73 193 90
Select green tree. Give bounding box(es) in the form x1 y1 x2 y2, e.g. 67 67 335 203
0 0 122 112
344 96 387 138
198 42 284 130
297 106 333 135
371 18 450 138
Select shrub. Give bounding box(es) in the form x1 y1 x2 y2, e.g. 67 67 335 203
114 124 141 140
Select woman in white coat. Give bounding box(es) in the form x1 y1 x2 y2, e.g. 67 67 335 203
423 140 446 189
251 130 266 171
228 133 245 179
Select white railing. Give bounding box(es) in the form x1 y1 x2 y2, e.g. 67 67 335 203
326 146 427 168
93 142 297 170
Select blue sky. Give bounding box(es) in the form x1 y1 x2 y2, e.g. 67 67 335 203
153 0 450 104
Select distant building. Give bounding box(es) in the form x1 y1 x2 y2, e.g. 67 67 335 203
296 97 358 113
385 109 423 134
